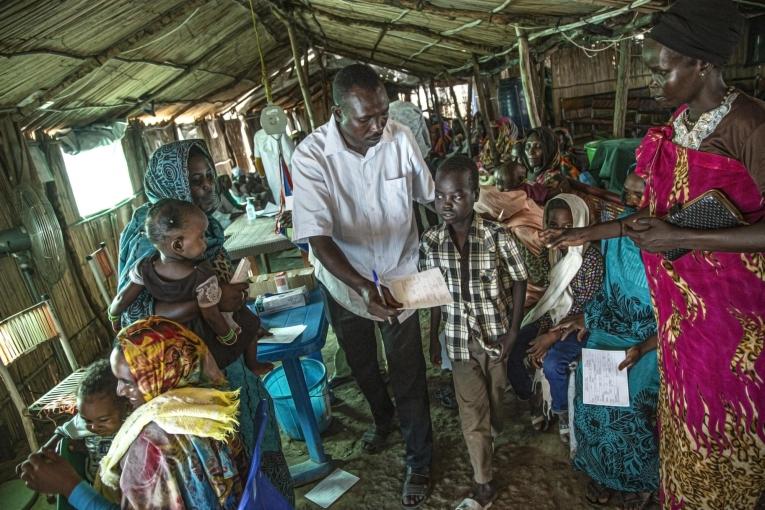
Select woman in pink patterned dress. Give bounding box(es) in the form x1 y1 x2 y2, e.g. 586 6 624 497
544 1 765 508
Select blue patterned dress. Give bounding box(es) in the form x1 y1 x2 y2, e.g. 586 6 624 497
571 210 659 493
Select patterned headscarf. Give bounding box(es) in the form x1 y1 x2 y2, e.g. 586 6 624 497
117 140 230 323
522 127 561 178
144 139 216 205
99 317 240 492
117 316 226 401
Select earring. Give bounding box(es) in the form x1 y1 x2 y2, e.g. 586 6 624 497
700 71 706 78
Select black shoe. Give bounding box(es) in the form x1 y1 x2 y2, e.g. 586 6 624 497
328 375 353 389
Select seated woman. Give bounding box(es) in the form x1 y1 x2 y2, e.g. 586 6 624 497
117 140 294 504
19 317 246 509
553 173 659 509
506 194 604 442
474 159 549 308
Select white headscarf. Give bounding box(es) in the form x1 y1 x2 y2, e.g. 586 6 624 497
522 193 590 327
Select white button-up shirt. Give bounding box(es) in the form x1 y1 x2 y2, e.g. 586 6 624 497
292 118 435 320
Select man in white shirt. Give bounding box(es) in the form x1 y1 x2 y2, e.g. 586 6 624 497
292 64 434 508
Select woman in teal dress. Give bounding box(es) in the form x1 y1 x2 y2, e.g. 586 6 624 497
553 174 659 509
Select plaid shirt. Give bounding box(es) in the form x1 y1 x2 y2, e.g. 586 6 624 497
420 215 528 362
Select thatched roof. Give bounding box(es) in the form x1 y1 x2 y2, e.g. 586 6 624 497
1 0 762 131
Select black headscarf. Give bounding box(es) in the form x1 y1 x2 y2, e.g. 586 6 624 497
648 0 745 66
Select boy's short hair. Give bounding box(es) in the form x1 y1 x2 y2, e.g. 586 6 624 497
436 155 479 192
332 63 383 107
77 358 118 402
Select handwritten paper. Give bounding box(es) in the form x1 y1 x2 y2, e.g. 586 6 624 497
582 348 630 407
261 325 306 344
386 269 453 309
304 469 360 508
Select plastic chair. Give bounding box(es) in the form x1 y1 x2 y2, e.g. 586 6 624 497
85 242 116 307
237 399 293 510
0 299 85 451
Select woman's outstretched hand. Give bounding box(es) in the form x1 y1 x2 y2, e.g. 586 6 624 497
624 217 684 252
540 228 586 249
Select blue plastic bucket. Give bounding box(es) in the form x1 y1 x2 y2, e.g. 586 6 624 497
263 358 331 441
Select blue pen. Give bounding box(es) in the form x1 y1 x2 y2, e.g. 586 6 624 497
372 270 394 324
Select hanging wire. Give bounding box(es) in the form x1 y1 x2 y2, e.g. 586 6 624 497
248 0 273 103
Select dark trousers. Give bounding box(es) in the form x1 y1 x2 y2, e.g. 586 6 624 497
507 322 585 412
320 284 433 471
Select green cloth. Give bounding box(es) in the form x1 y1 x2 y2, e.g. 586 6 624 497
588 138 641 194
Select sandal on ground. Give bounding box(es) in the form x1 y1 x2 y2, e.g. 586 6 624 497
585 480 612 505
621 491 652 510
434 385 458 410
402 467 430 509
361 422 395 454
558 415 570 445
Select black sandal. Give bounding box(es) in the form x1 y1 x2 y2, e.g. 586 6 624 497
585 479 612 505
402 466 430 509
361 423 394 454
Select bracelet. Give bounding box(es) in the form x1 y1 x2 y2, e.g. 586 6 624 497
217 328 237 345
107 311 120 322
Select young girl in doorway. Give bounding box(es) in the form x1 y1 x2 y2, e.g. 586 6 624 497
506 194 603 442
109 198 272 375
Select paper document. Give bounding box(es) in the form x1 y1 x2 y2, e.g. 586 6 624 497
304 469 360 508
261 325 306 344
582 348 630 407
386 268 453 309
256 202 280 217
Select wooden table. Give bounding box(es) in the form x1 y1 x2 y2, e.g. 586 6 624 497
223 215 296 274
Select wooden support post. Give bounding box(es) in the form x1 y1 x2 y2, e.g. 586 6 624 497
465 80 473 157
448 82 469 155
429 80 443 137
472 56 499 165
612 39 632 138
515 27 542 129
278 12 317 131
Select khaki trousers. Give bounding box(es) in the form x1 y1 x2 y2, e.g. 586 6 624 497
451 340 507 484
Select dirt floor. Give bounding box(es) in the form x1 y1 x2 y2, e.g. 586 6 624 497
284 310 634 510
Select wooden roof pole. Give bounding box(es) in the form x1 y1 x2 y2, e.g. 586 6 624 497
515 27 542 129
18 0 212 116
472 55 498 165
274 10 317 131
429 79 443 137
612 39 632 138
448 80 471 157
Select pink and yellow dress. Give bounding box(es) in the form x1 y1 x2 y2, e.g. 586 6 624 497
635 91 765 509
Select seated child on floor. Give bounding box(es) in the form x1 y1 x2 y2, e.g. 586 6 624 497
109 198 272 375
506 194 603 444
421 155 528 509
43 359 128 483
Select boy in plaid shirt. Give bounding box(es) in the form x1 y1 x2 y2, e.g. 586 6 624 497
421 156 527 508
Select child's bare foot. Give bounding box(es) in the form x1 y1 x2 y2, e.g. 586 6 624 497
249 361 274 376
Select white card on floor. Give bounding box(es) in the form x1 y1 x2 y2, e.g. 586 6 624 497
304 469 360 508
582 348 630 407
386 268 453 309
262 325 306 344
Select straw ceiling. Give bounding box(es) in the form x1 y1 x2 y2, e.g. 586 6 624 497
0 0 762 131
